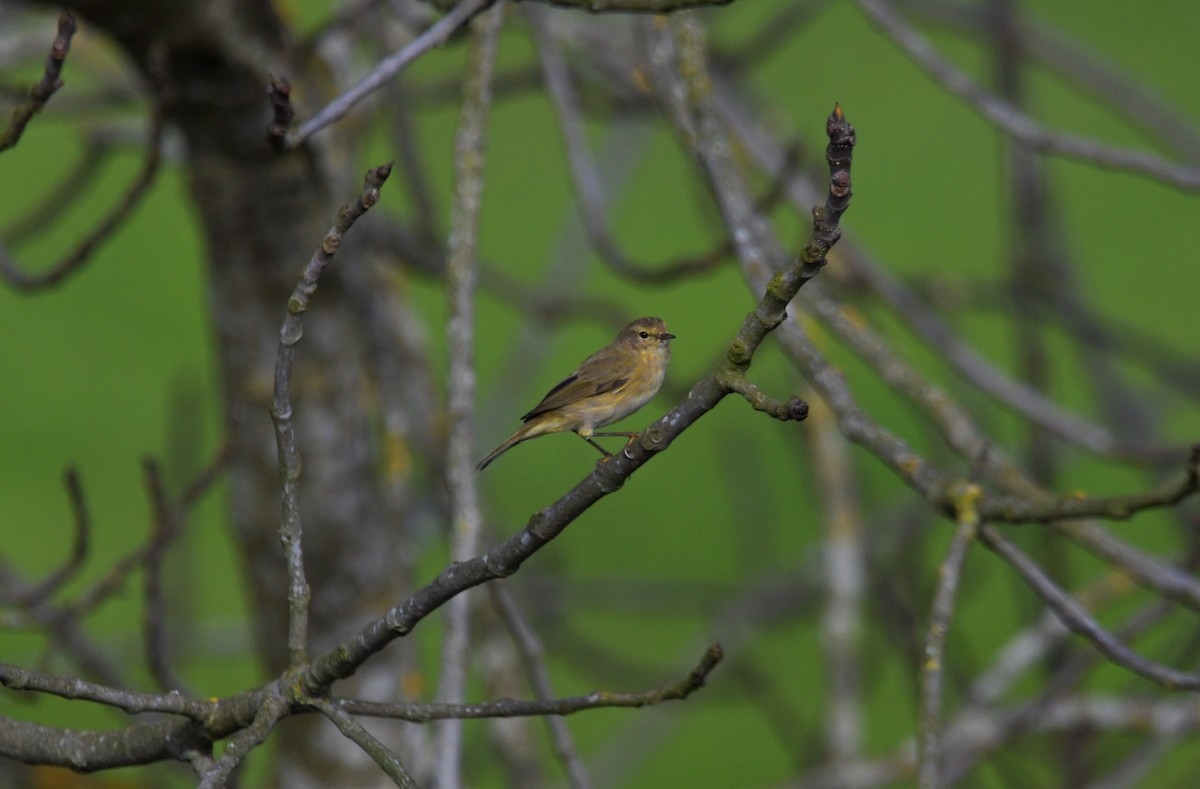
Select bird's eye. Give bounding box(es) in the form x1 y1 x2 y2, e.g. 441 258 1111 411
639 331 650 338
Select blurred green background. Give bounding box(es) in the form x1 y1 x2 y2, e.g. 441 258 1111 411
2 0 1199 786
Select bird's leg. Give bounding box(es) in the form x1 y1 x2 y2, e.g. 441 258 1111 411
582 435 613 457
592 431 640 453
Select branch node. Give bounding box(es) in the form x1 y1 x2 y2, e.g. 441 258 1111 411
727 339 750 366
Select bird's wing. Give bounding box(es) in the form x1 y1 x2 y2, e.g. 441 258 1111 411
521 362 628 421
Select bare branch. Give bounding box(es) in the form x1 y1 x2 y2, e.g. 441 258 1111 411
853 0 1200 189
314 699 420 788
435 5 503 785
140 459 188 693
979 524 1200 691
197 692 288 789
801 282 1038 495
490 583 592 789
271 162 395 668
0 716 210 773
0 662 212 719
341 643 725 720
2 468 89 607
290 0 495 146
839 246 1138 459
892 0 1200 161
1 108 164 291
724 376 809 423
0 10 76 152
917 486 980 789
1052 519 1200 613
530 7 729 283
976 445 1199 524
811 396 866 766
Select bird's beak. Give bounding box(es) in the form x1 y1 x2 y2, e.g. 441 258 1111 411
661 332 676 340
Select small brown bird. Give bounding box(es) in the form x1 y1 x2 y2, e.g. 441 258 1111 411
477 317 675 471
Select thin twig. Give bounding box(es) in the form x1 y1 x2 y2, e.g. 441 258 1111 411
810 396 865 766
56 444 230 622
387 80 443 247
802 282 1038 497
434 5 503 786
1051 519 1200 613
979 524 1200 690
3 445 229 692
197 692 288 789
141 459 188 693
917 486 980 789
3 135 105 243
915 273 1200 403
313 699 419 788
0 10 76 152
713 0 832 74
853 0 1200 189
1 108 164 291
342 643 725 721
976 445 1199 523
290 0 495 146
271 162 394 668
940 596 1180 785
4 468 89 607
892 0 1200 161
490 583 592 789
0 662 213 719
530 7 728 283
832 242 1125 457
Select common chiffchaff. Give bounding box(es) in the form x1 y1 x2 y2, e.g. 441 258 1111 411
476 317 675 471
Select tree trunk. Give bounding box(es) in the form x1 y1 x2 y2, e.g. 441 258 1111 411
43 2 437 783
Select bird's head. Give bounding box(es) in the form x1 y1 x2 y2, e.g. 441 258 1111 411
619 317 675 353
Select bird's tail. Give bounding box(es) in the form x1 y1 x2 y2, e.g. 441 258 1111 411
476 424 534 471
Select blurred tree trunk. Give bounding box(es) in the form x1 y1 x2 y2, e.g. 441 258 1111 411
35 1 435 784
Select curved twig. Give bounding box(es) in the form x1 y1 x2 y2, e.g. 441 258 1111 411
271 162 394 667
2 108 164 291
